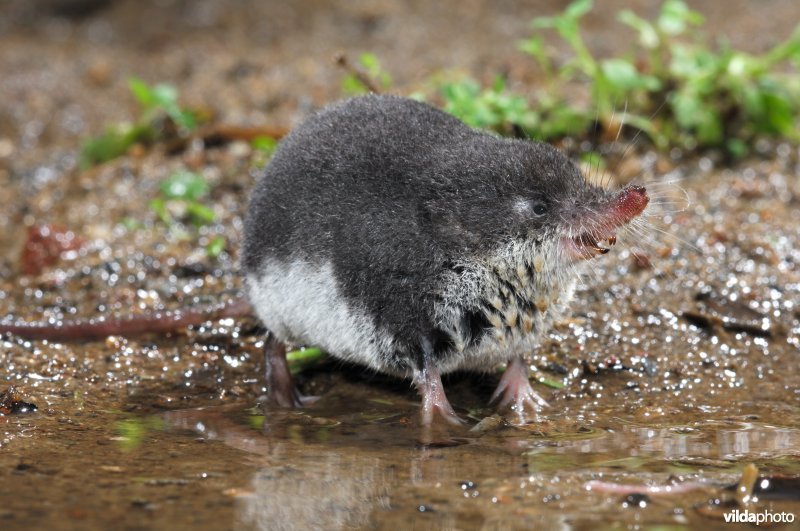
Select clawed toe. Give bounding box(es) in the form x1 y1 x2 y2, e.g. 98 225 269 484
421 397 465 427
490 357 548 424
414 346 466 427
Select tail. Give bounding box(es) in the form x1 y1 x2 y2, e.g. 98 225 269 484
0 297 253 342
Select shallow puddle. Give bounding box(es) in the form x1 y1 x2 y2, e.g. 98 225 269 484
4 384 800 530
2 153 800 529
2 1 800 529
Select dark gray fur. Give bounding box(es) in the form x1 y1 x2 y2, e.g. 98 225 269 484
242 95 608 374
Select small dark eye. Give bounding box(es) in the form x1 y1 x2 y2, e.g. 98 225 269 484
513 198 548 217
531 202 547 216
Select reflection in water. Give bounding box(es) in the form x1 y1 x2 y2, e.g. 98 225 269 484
164 404 800 530
544 422 800 461
241 453 389 531
717 425 797 459
165 408 393 531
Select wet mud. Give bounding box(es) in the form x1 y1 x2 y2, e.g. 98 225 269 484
1 1 800 529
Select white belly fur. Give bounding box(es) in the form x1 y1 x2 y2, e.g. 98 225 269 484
247 257 576 378
246 259 396 372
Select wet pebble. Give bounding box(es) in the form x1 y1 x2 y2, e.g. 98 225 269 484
85 58 112 87
622 493 649 509
20 224 85 276
683 291 772 338
639 356 658 377
0 387 38 415
470 414 504 433
131 499 157 511
460 480 478 491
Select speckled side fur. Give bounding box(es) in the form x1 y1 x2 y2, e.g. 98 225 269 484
243 95 613 377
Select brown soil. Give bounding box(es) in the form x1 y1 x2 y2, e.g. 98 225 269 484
1 1 799 530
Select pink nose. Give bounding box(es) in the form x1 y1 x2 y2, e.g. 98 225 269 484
612 185 649 223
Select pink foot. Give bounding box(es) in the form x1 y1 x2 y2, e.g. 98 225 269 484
263 335 318 408
490 356 548 424
413 362 464 427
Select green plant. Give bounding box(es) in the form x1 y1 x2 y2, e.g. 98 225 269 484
150 170 213 226
440 75 593 140
518 0 800 155
149 170 226 257
205 235 226 258
440 76 537 135
128 78 196 131
286 347 326 374
79 122 153 169
79 78 198 168
115 415 165 451
340 52 393 94
251 135 278 168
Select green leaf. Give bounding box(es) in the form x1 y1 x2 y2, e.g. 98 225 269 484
552 16 580 46
79 123 152 168
518 35 544 56
286 347 324 361
128 77 196 131
760 90 794 134
726 138 747 158
185 202 216 226
491 75 506 93
128 77 156 107
149 197 172 225
248 415 265 430
669 44 717 79
440 77 539 132
206 235 226 258
741 84 765 118
695 109 724 144
355 52 392 90
170 109 197 131
286 347 326 375
80 129 130 168
537 376 566 389
514 0 800 153
617 10 659 49
251 136 277 154
658 0 704 36
564 0 593 19
115 416 165 452
120 217 142 231
518 35 554 74
530 15 556 29
762 25 800 66
537 101 589 138
580 151 606 169
359 52 379 72
159 170 209 201
725 53 751 78
151 83 179 109
600 58 662 91
341 74 367 95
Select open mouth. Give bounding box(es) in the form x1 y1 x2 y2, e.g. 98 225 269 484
576 232 617 255
567 232 618 260
563 184 648 262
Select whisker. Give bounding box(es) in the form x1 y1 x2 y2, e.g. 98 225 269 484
615 100 628 145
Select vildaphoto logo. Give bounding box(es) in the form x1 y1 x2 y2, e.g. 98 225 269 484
723 509 795 525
